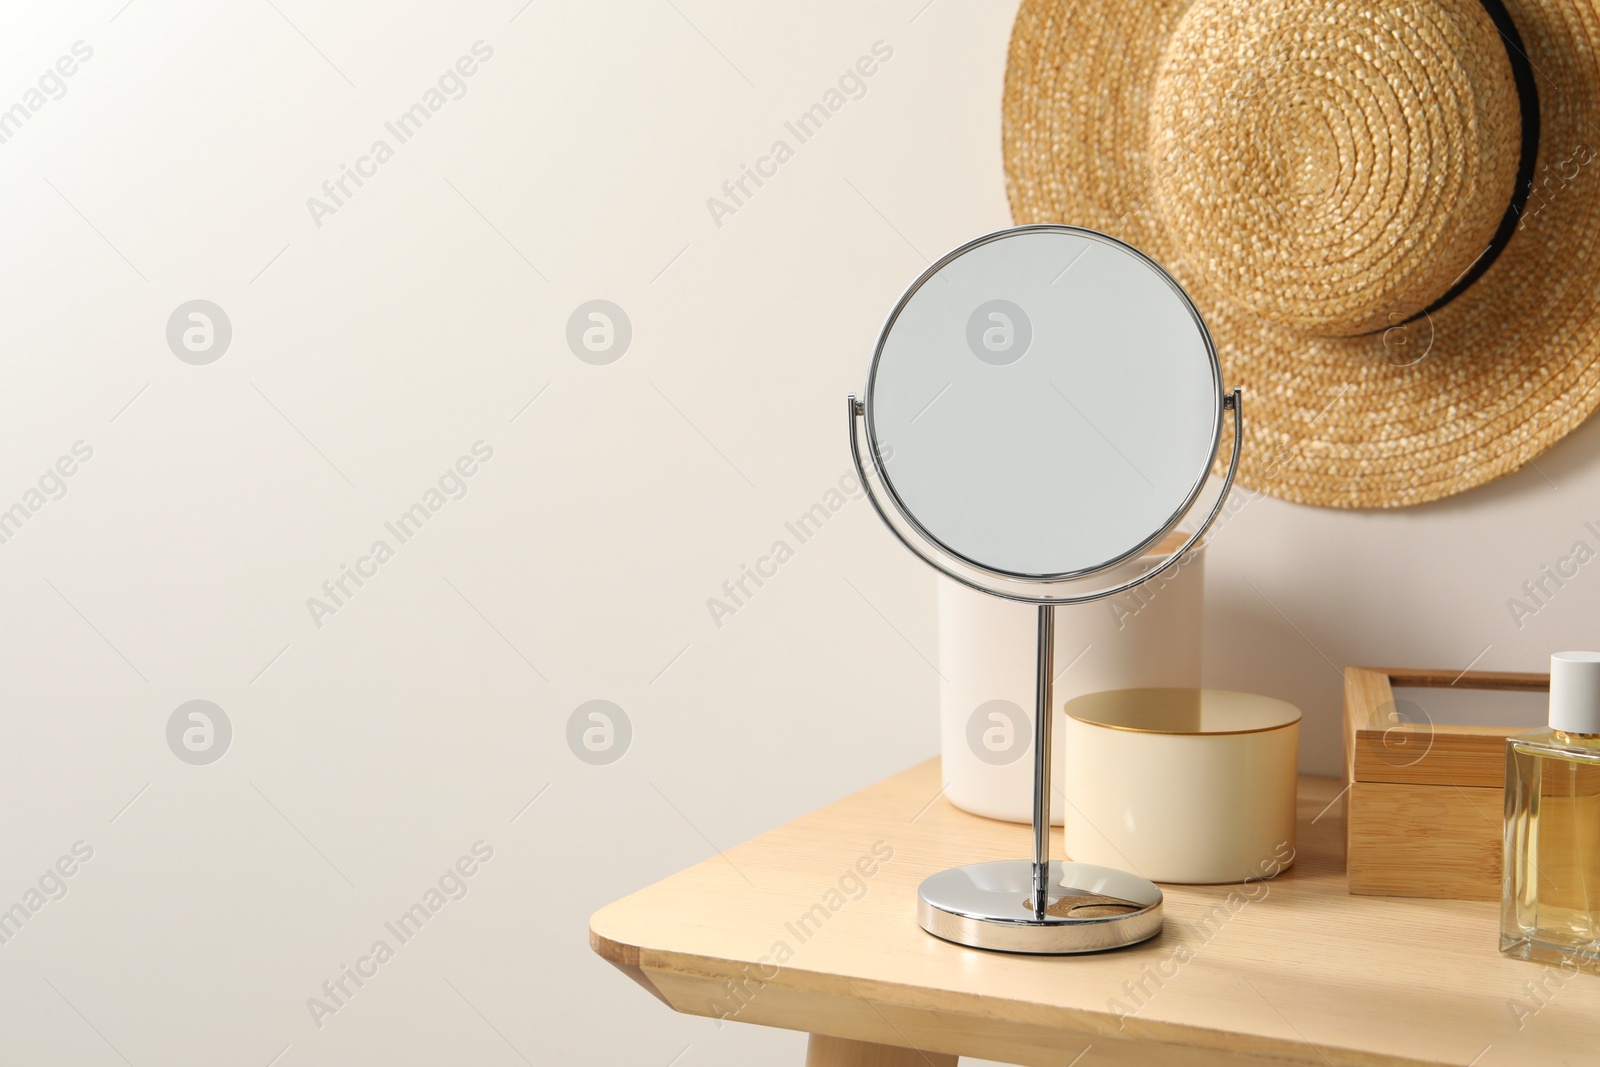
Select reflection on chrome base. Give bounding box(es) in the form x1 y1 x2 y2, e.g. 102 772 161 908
917 859 1163 954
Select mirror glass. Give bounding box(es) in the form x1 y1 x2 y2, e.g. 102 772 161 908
866 226 1221 579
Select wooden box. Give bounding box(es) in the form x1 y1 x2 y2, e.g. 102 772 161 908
1344 666 1548 899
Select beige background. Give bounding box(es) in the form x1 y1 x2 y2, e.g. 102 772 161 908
2 1 1595 1064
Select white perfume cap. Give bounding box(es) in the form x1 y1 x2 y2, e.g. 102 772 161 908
1550 652 1600 734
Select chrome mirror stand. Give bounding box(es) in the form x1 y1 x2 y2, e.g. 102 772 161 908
847 389 1242 953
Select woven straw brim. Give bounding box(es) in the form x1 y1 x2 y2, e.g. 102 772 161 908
1004 0 1600 508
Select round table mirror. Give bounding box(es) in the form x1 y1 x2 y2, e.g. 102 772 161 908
847 224 1242 954
865 226 1222 580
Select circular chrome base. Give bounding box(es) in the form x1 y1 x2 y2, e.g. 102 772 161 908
918 860 1163 954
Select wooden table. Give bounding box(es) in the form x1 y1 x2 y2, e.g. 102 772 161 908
590 760 1600 1066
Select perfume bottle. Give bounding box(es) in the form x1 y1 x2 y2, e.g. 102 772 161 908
1501 651 1600 973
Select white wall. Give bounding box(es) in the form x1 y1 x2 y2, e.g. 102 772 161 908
2 1 1593 1065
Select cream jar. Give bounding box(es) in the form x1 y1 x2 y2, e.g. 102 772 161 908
1062 688 1299 884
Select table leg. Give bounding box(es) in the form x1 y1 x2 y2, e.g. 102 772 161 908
805 1033 957 1066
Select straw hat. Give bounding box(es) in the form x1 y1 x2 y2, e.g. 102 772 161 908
1003 0 1600 508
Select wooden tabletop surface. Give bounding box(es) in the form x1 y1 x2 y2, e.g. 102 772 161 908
591 760 1599 1066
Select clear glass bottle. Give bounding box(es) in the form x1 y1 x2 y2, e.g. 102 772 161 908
1501 651 1600 972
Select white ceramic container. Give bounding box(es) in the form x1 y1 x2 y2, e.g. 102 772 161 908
937 546 1204 825
1061 687 1300 884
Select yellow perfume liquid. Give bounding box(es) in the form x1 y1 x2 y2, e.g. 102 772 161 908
1501 728 1600 972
